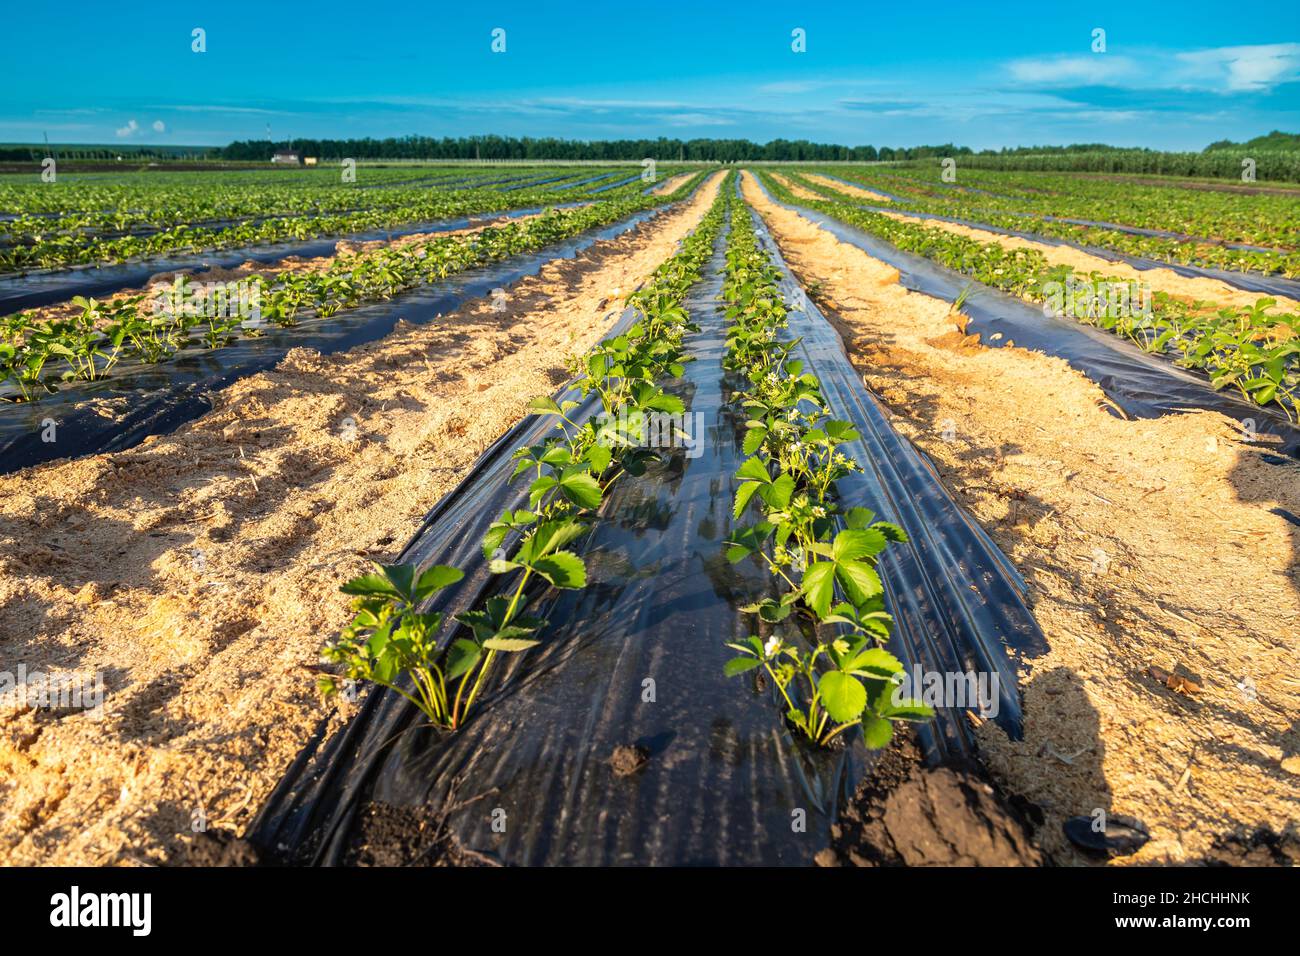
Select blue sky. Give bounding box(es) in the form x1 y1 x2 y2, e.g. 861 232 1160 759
4 0 1298 149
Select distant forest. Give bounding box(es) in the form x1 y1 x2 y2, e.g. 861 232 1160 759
2 132 1297 180
212 132 1300 162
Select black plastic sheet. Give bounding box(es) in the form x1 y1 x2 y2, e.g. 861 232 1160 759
0 206 667 474
808 175 1300 300
754 178 1300 456
0 204 586 314
249 205 1042 866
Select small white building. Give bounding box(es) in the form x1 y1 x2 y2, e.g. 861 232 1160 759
271 151 301 165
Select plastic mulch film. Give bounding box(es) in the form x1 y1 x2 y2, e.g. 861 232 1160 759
753 177 1300 457
247 214 1043 866
0 206 668 475
807 175 1300 300
0 204 586 315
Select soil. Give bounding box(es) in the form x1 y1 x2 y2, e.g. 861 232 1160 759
803 173 894 204
609 743 650 776
0 171 725 866
1199 826 1300 865
9 208 562 330
651 172 695 195
818 732 1044 867
742 171 1300 866
769 172 827 203
1072 173 1300 198
872 208 1300 313
341 802 498 867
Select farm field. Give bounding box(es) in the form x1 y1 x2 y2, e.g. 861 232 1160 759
3 5 1300 923
2 157 1297 877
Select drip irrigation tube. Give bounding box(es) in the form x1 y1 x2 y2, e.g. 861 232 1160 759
248 200 1042 866
752 177 1300 456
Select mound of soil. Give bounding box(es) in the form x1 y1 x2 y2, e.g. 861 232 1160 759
818 735 1045 867
344 802 497 867
182 829 262 867
1200 827 1300 866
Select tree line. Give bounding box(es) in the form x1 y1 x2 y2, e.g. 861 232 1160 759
216 136 978 162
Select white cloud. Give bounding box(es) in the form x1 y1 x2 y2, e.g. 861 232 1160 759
1175 43 1300 92
115 118 139 137
1008 44 1300 95
1007 55 1138 87
152 120 166 133
663 112 735 127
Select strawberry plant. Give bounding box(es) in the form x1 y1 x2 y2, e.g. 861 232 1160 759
317 178 730 730
761 172 1299 421
0 173 712 404
719 197 932 749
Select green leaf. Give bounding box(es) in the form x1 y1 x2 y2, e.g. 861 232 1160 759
742 426 768 456
558 468 603 509
381 564 418 601
861 715 894 749
836 560 883 608
586 443 612 475
818 671 867 723
483 635 542 652
532 551 587 589
842 507 876 530
874 522 909 543
758 472 794 510
724 657 762 677
833 528 887 561
444 639 482 681
884 701 936 721
416 564 464 594
527 396 563 415
340 572 398 598
733 480 760 519
844 647 903 678
528 518 587 558
801 561 837 618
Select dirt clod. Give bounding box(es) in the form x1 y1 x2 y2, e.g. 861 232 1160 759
826 735 1044 867
610 744 650 777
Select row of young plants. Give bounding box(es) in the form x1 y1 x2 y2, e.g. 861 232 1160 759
0 175 709 402
0 164 459 216
844 165 1300 249
719 196 933 749
807 167 1300 278
315 179 731 730
762 173 1300 419
0 171 652 273
0 168 483 242
884 166 1300 246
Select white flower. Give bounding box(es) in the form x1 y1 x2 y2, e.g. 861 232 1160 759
764 636 782 658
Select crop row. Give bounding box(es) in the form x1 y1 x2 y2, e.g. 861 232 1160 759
804 168 1300 277
850 165 1300 248
0 173 649 274
0 165 534 221
0 174 709 402
720 196 932 749
317 178 733 728
891 148 1300 183
762 173 1300 419
0 168 614 246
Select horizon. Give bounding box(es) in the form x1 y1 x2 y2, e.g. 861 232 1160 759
5 0 1299 151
